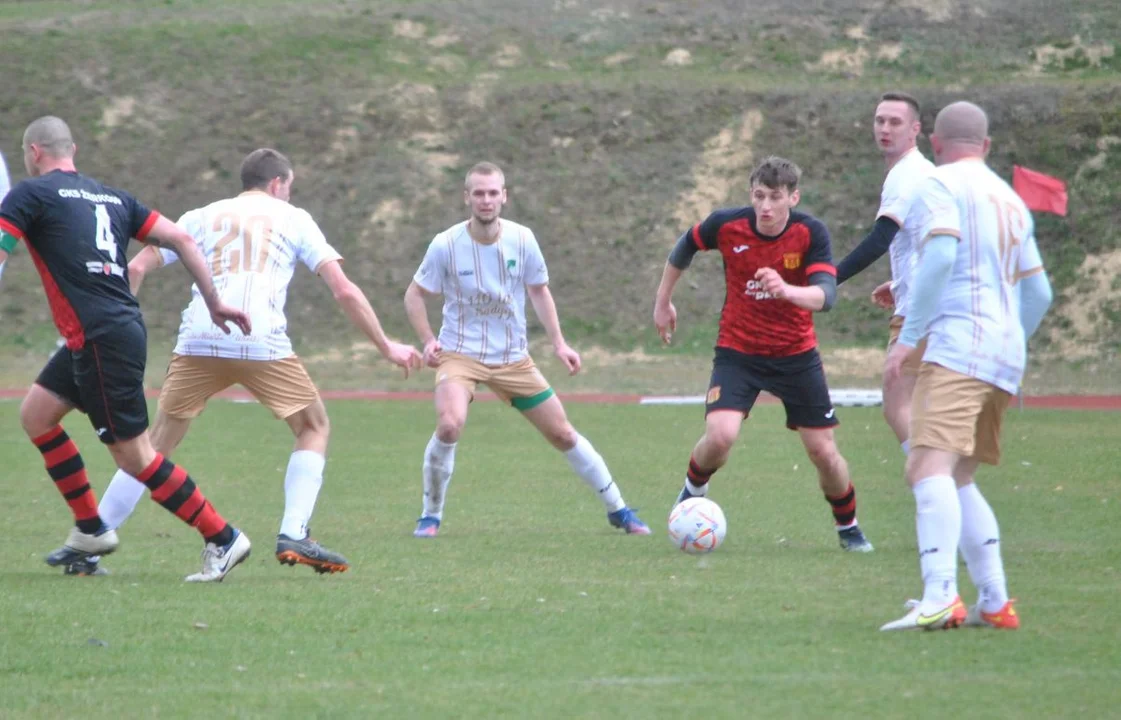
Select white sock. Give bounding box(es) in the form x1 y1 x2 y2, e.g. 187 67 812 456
901 439 910 456
685 478 709 496
279 450 326 540
913 475 960 606
958 483 1009 612
565 434 625 513
99 468 148 531
422 434 457 520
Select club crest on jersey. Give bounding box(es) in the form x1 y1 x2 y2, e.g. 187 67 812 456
706 385 721 404
783 252 802 270
506 258 517 271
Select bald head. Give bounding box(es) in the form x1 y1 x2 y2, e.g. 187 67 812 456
933 102 988 147
23 116 76 157
930 101 990 164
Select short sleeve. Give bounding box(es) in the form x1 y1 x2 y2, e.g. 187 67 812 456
803 217 835 276
876 168 911 226
523 230 549 286
0 181 40 240
119 190 159 240
294 210 342 273
413 236 446 294
690 210 727 251
915 175 962 247
159 209 206 267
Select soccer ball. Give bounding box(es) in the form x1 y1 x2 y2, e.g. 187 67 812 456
667 497 727 554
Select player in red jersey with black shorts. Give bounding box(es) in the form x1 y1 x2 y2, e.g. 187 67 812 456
654 156 873 552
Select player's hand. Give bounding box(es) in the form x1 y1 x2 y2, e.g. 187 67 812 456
210 303 252 335
755 267 789 299
422 338 443 368
883 341 916 386
384 341 423 378
872 281 895 310
554 342 582 376
654 301 677 345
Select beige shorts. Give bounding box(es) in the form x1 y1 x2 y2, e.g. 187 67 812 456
910 362 1012 465
887 315 928 376
158 354 320 420
436 352 553 410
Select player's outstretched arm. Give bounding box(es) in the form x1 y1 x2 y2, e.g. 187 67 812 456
141 216 251 335
653 262 684 344
320 260 421 376
127 245 164 295
404 280 443 368
528 283 581 375
835 216 899 285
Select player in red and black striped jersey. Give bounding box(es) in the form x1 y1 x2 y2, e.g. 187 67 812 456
0 116 255 581
654 156 873 552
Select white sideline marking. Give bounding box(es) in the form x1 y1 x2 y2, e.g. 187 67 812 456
640 388 884 407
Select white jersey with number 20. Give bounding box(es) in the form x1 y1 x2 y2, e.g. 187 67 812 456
159 190 341 360
913 160 1044 394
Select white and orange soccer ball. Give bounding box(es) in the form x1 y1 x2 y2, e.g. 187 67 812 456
667 497 727 554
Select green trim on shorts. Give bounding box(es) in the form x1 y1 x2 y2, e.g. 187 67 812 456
511 387 554 411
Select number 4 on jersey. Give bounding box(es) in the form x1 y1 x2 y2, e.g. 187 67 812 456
93 203 117 261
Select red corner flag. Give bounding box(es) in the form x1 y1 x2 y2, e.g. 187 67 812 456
1013 165 1068 216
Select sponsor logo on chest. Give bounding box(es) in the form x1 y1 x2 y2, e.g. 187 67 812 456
86 260 124 277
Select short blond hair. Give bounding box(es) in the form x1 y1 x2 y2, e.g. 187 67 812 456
464 161 505 189
23 116 75 157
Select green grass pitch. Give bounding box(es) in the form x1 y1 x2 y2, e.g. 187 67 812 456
1 400 1118 718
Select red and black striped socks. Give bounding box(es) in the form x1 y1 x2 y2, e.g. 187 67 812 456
686 455 716 493
827 482 858 529
136 453 233 546
34 426 102 534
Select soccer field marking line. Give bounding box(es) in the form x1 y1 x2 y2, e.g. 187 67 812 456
0 389 1118 409
638 389 886 407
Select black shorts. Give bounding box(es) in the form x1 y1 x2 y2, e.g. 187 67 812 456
705 347 838 430
35 319 149 444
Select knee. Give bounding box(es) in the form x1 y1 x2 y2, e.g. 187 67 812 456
703 427 738 457
18 402 38 438
436 410 465 443
883 393 909 421
546 422 578 451
303 409 330 438
291 402 330 443
805 439 842 470
19 397 53 439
